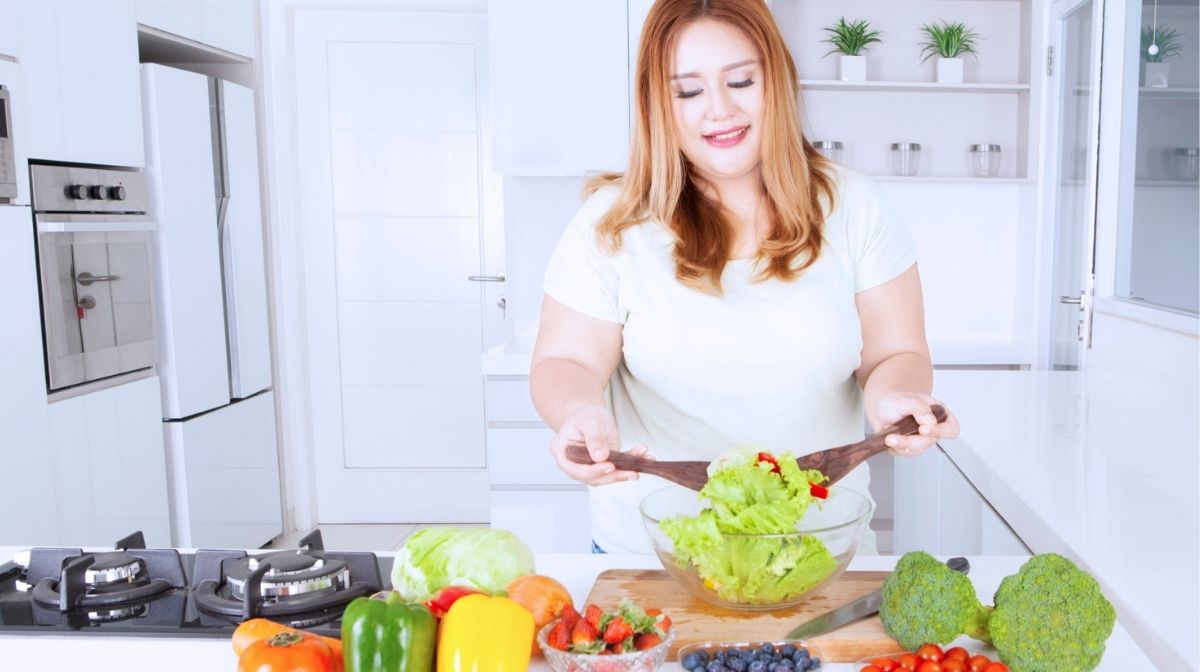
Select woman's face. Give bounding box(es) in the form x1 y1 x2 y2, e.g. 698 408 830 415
669 18 765 186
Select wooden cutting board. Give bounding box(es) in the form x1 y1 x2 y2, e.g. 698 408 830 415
585 569 902 663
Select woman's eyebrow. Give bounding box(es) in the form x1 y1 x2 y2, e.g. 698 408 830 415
671 59 758 80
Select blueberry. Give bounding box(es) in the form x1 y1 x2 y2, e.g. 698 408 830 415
716 652 727 661
758 643 775 655
727 658 747 672
696 651 711 663
748 660 766 672
773 653 783 662
780 644 797 657
792 650 810 664
777 659 794 669
706 661 725 672
683 653 701 670
809 658 820 670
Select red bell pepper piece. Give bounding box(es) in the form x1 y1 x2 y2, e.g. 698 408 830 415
809 483 829 499
755 452 781 474
422 585 483 619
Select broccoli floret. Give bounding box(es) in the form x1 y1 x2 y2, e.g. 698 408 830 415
879 551 992 650
989 553 1116 672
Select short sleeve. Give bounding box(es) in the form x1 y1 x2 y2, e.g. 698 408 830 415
542 187 623 324
843 173 918 292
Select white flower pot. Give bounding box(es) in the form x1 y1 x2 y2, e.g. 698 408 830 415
1144 62 1170 88
839 55 867 81
936 57 964 84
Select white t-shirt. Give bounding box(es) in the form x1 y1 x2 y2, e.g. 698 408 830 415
542 165 917 554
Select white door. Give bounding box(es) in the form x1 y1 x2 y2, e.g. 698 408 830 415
292 8 497 522
1042 0 1104 370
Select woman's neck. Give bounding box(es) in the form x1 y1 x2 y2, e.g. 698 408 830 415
700 171 765 260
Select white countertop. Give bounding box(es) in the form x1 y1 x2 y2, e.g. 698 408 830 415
0 552 1154 671
934 369 1200 671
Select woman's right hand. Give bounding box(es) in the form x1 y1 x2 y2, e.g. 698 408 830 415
549 403 646 485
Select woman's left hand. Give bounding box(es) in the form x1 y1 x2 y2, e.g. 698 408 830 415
872 391 960 457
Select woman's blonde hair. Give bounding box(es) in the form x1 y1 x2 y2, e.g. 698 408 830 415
586 0 835 294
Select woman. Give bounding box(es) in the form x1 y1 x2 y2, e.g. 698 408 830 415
530 0 960 555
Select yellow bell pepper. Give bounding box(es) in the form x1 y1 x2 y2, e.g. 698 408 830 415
436 593 535 672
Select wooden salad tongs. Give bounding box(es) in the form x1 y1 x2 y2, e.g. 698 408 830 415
565 405 947 491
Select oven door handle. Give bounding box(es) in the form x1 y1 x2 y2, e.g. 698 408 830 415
76 272 120 286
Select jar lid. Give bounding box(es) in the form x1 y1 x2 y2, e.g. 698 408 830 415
813 141 844 149
890 143 921 150
970 144 1001 152
1174 147 1200 156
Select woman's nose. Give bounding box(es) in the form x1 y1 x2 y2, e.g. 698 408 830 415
705 85 735 120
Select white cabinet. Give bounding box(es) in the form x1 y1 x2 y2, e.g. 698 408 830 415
488 1 629 175
893 444 1029 557
136 0 256 58
19 0 144 167
0 0 20 59
485 376 591 552
0 205 57 546
46 376 173 548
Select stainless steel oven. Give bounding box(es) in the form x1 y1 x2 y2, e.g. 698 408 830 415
31 163 157 392
0 86 16 201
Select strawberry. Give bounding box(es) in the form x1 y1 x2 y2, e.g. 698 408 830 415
602 616 634 644
645 608 672 632
571 618 599 647
560 604 581 632
584 603 604 630
546 619 571 651
634 632 663 650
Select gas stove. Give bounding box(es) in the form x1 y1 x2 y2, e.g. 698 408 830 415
0 530 388 638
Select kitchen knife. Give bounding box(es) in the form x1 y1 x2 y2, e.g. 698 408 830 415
783 557 969 640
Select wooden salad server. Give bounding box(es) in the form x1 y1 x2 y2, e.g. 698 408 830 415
564 405 947 491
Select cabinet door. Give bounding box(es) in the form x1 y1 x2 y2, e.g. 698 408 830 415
0 205 58 545
202 0 256 58
135 0 203 42
0 0 20 59
20 0 144 167
489 1 629 175
46 376 172 547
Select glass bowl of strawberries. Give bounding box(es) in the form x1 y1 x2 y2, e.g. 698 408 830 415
537 601 675 672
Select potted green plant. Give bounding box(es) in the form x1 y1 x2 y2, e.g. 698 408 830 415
918 20 980 84
822 17 882 82
1141 25 1184 88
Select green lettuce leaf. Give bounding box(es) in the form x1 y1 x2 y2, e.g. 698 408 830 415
390 527 535 601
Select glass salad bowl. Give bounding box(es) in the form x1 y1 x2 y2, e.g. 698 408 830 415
640 485 873 611
537 620 674 672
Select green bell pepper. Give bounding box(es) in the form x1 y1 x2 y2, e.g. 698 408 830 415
341 591 436 672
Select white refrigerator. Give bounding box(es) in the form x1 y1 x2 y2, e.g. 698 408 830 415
141 63 282 549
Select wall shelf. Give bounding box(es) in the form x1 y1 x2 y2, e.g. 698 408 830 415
800 80 1031 94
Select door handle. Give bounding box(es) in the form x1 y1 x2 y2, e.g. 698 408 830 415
467 273 505 283
76 272 120 286
1058 295 1082 305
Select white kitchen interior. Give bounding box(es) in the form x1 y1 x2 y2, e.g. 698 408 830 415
0 0 1195 670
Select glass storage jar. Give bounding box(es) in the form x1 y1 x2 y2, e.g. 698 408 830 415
1172 148 1200 181
889 143 921 177
968 144 1002 177
813 141 844 164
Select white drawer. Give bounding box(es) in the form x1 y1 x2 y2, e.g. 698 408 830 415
484 378 541 423
487 427 574 485
491 489 591 553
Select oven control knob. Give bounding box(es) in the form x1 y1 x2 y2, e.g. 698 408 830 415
108 185 126 201
89 185 109 200
67 184 89 200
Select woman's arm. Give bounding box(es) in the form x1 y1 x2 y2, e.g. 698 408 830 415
854 264 960 454
530 295 642 484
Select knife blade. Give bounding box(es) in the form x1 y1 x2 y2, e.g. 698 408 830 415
783 557 969 640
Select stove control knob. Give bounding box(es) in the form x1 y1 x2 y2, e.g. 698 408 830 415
67 184 89 200
108 185 126 201
89 185 109 200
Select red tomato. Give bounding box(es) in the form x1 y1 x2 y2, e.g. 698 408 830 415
944 647 970 663
982 664 1008 672
916 644 944 662
862 666 885 672
968 655 993 672
941 660 968 672
870 658 899 671
898 654 921 670
916 661 942 672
